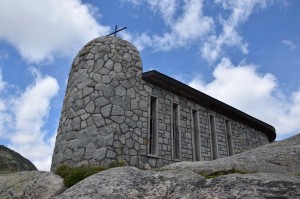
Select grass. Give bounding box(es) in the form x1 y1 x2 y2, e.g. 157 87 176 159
55 160 126 187
199 168 254 179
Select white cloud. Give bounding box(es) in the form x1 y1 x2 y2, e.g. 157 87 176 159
123 0 214 51
282 39 297 50
123 0 277 63
0 0 110 63
0 69 6 91
121 0 141 6
146 0 178 25
189 58 300 140
0 70 13 138
120 31 153 51
0 68 59 170
201 0 270 63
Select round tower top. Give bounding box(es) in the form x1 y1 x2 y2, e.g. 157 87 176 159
72 36 142 76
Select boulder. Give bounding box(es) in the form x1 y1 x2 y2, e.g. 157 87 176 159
54 167 300 199
0 145 37 174
0 171 65 199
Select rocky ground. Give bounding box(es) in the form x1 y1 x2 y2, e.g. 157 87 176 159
53 166 299 199
1 133 299 198
0 171 65 198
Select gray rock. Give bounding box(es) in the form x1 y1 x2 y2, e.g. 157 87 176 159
114 63 122 72
94 96 109 107
111 105 124 116
0 171 65 199
127 88 136 98
82 87 93 98
77 130 90 148
83 60 94 69
71 99 84 112
115 85 126 96
53 167 201 199
93 147 107 161
101 104 112 118
85 142 94 160
110 95 122 105
99 67 109 75
111 116 126 124
0 145 37 174
95 59 104 70
54 166 300 199
139 100 148 111
123 53 132 62
102 75 112 83
98 45 110 53
106 150 116 158
92 74 102 82
71 117 81 130
112 54 123 63
104 59 114 70
86 101 95 113
92 114 105 127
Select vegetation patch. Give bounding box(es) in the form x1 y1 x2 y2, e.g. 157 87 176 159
55 160 126 187
199 168 254 179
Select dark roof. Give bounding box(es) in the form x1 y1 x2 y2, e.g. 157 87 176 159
143 70 276 142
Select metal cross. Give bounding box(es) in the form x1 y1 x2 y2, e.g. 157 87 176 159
106 25 127 36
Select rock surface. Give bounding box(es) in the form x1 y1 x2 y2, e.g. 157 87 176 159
54 133 300 198
54 167 300 199
0 171 65 199
0 145 37 174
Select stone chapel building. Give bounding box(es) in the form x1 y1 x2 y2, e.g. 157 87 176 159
51 36 276 170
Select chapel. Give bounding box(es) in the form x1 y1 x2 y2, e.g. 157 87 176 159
51 36 276 170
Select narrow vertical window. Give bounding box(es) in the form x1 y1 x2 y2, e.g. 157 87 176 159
172 103 180 159
209 115 218 160
192 110 201 161
226 120 233 156
149 97 158 155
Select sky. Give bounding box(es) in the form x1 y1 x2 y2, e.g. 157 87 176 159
0 0 299 171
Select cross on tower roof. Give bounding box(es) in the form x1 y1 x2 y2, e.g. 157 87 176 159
106 25 127 37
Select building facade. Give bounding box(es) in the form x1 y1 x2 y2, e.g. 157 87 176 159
51 36 276 171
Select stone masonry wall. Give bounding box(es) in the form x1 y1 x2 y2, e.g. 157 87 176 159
51 36 270 171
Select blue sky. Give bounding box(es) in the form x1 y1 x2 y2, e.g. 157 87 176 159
0 0 299 171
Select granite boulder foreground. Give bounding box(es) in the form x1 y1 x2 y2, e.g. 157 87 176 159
0 171 65 199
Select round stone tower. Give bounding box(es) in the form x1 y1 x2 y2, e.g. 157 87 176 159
51 36 144 170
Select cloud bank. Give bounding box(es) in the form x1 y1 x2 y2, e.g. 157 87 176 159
189 58 300 140
0 0 110 63
282 39 298 50
123 0 273 63
121 0 213 51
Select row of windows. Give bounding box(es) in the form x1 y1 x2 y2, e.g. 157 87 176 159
148 96 234 161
